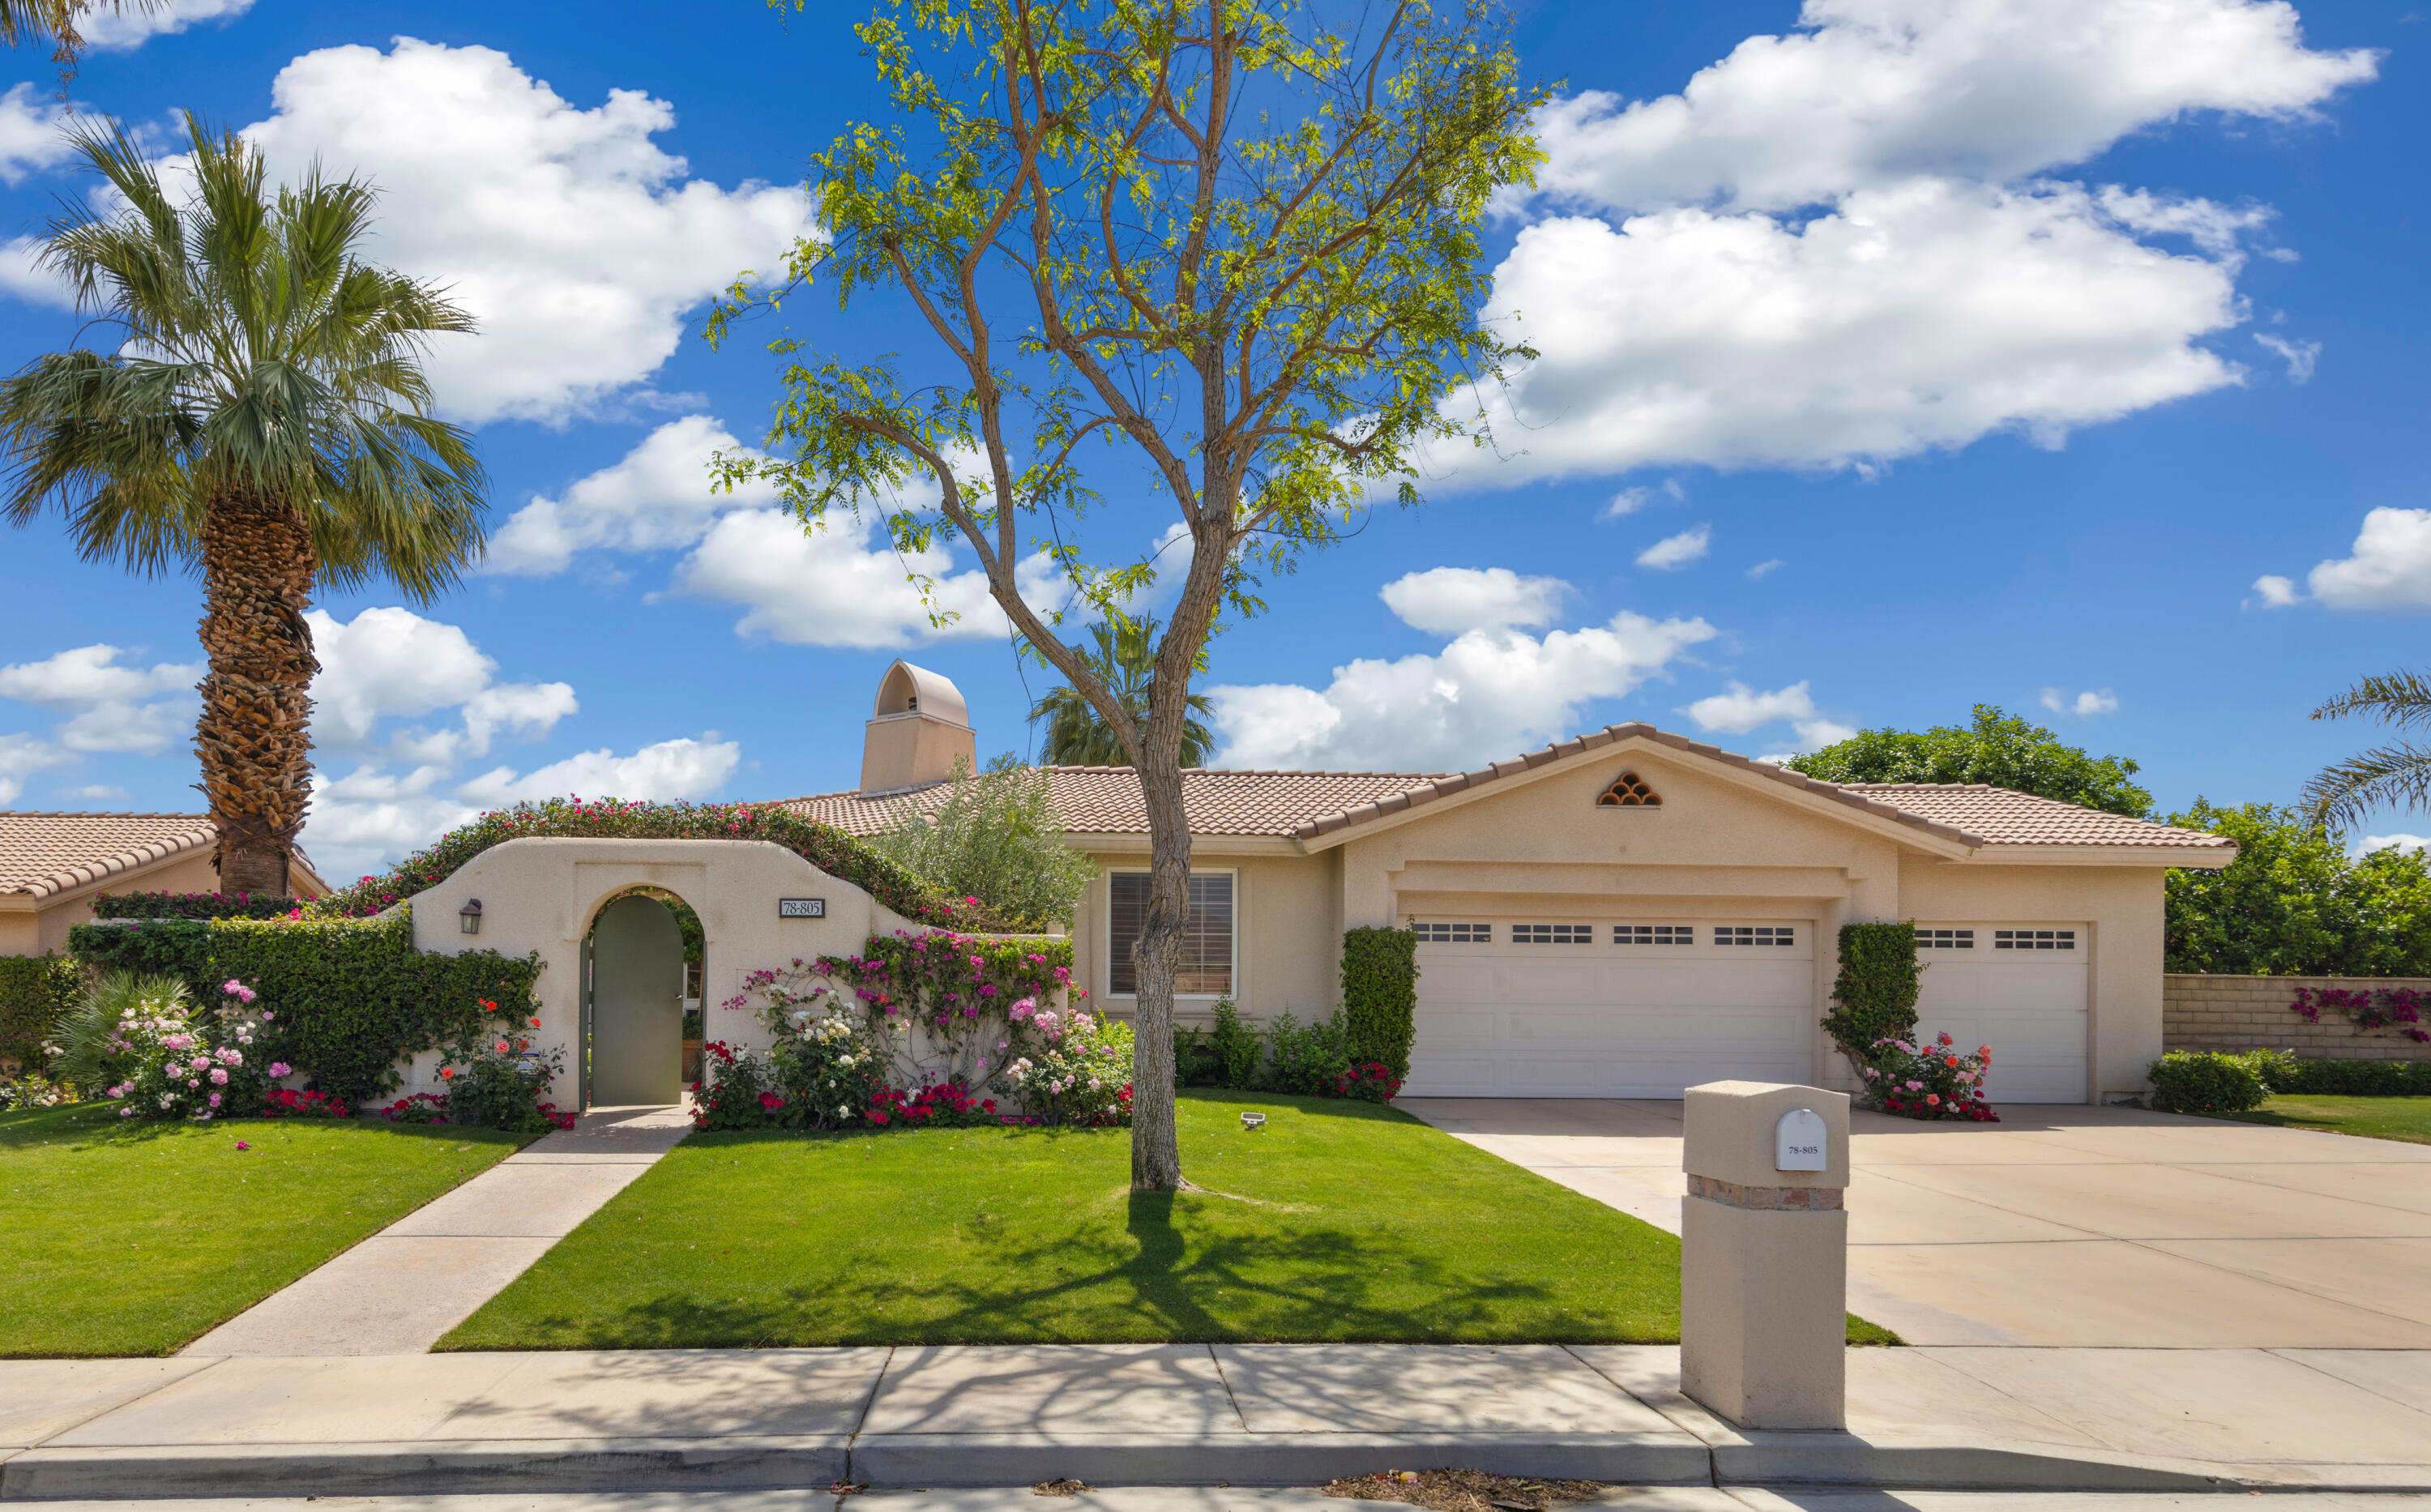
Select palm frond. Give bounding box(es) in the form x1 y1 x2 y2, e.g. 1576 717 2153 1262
2301 741 2431 832
2312 668 2431 731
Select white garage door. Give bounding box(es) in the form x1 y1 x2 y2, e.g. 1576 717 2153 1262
1405 918 1814 1097
1912 925 2089 1104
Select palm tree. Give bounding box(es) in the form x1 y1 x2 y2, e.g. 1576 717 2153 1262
1028 615 1216 767
2302 669 2431 831
3 0 158 76
0 116 486 895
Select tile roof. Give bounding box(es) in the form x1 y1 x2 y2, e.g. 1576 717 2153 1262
0 812 219 900
777 722 2236 854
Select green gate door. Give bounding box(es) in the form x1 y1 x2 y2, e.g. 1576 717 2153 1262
590 893 685 1105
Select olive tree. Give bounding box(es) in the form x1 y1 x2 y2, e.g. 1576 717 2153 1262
712 0 1544 1190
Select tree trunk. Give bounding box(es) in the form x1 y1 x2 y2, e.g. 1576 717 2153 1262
1128 754 1190 1190
194 488 318 899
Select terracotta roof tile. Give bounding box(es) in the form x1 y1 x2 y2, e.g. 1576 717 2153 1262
0 812 219 900
777 723 2233 854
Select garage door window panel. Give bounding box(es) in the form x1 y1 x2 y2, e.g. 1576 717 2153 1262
1107 870 1234 995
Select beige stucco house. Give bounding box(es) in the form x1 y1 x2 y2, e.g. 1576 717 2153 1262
787 661 2237 1105
0 812 329 955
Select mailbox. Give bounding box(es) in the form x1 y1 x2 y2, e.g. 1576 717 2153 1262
1775 1107 1828 1172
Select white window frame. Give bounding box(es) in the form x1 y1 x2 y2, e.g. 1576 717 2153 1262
1103 866 1240 1000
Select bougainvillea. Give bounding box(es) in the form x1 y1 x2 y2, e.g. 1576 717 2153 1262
2290 985 2431 1044
1859 1032 2000 1122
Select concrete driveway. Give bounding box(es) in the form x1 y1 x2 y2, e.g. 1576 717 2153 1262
1401 1098 2431 1348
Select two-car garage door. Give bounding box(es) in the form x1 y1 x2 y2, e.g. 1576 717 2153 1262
1403 916 2090 1102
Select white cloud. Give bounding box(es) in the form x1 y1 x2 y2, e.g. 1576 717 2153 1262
458 737 738 809
0 733 70 805
1211 601 1716 771
2255 332 2321 382
0 234 72 308
2264 508 2431 613
226 39 813 425
1793 717 1859 749
1638 524 1712 570
1601 478 1685 519
0 83 72 186
2040 687 2119 716
1517 0 2377 216
0 643 199 754
1378 567 1566 634
1746 558 1785 580
2361 834 2431 857
485 415 769 575
78 0 253 48
58 784 130 803
1682 679 1820 734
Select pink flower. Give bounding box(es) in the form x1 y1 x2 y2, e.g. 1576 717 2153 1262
234 1141 250 1151
208 1092 222 1107
209 1068 229 1086
269 1061 292 1078
495 1040 511 1054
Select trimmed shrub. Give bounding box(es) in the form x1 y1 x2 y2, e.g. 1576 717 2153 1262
1824 921 1921 1064
309 797 990 928
2245 1053 2431 1097
2147 1050 2270 1115
92 891 298 921
1341 926 1418 1078
0 955 79 1073
69 912 540 1105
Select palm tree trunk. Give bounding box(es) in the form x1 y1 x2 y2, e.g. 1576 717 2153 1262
194 487 317 897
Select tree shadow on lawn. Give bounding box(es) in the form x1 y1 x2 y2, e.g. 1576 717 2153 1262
484 1188 1632 1350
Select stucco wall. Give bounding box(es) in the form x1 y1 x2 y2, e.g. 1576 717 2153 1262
2165 974 2431 1061
408 837 921 1106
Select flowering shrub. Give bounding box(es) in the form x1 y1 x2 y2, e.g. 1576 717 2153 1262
89 978 277 1123
1335 1060 1403 1103
381 1091 451 1125
794 929 1077 1089
1858 1032 1999 1121
692 979 890 1131
438 1010 573 1132
1003 1008 1135 1126
262 1087 352 1119
90 891 298 921
2290 985 2431 1044
865 1078 1015 1127
0 1071 66 1111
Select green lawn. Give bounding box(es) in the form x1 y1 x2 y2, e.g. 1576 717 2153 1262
2227 1094 2431 1146
0 1101 525 1356
446 1089 1896 1349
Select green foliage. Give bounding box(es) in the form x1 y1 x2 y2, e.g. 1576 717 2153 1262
1342 926 1419 1078
869 755 1096 929
1824 922 1921 1063
1176 996 1262 1089
2147 1050 2271 1115
44 972 188 1095
68 912 541 1105
2236 1049 2431 1097
2301 668 2431 831
0 954 78 1073
1787 705 2153 817
1263 1008 1352 1097
93 891 298 920
2164 800 2431 975
1029 617 1216 767
440 1033 570 1134
313 796 987 929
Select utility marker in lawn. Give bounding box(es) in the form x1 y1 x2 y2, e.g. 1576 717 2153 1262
445 1091 1898 1349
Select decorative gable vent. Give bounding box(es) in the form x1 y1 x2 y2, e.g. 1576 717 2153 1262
1596 771 1662 808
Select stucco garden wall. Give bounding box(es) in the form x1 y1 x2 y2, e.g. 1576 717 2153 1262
2165 974 2431 1061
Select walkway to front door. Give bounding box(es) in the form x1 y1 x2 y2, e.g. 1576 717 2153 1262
1400 1098 2431 1348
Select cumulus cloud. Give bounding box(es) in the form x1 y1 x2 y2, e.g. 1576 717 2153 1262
0 234 71 307
1746 559 1785 580
0 733 71 805
0 83 73 186
0 643 200 754
1680 679 1856 753
1378 567 1566 634
1210 575 1716 771
485 416 770 575
220 39 812 424
77 0 254 48
2258 508 2431 612
2040 687 2119 716
1638 524 1712 570
2361 834 2431 857
306 606 573 761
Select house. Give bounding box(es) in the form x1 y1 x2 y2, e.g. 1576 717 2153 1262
789 661 2239 1105
0 812 330 955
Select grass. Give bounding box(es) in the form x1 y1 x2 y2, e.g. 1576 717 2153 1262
0 1101 525 1356
2225 1094 2431 1146
446 1089 1898 1349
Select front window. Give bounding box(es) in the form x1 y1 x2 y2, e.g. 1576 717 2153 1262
1109 871 1234 995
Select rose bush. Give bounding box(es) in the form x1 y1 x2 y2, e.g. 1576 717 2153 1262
1002 1005 1134 1126
438 1011 573 1133
1859 1032 1999 1121
1334 1060 1403 1103
87 978 277 1122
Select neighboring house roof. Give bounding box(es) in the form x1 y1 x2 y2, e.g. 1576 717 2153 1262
777 721 2236 854
0 812 335 901
0 812 219 901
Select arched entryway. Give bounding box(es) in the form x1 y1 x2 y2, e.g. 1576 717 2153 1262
586 892 688 1105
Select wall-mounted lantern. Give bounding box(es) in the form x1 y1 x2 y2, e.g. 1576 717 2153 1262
459 898 484 935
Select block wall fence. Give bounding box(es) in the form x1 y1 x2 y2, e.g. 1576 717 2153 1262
2164 973 2431 1061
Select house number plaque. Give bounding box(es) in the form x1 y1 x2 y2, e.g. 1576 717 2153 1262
1774 1108 1827 1172
778 898 827 918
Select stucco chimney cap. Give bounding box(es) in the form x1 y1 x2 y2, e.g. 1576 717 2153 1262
872 660 970 728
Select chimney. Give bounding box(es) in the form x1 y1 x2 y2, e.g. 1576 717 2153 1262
860 660 976 793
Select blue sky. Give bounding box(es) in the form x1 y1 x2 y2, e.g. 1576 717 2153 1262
0 0 2422 881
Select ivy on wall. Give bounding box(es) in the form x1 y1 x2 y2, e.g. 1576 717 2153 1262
1343 926 1420 1078
0 955 79 1071
1823 921 1920 1063
69 911 541 1104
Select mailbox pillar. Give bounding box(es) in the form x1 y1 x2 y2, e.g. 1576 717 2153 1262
1680 1079 1852 1430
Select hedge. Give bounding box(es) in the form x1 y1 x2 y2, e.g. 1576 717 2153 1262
92 891 299 920
2147 1049 2270 1115
307 797 995 928
1342 926 1419 1077
70 912 540 1104
1823 921 1920 1062
2245 1051 2431 1097
0 955 78 1071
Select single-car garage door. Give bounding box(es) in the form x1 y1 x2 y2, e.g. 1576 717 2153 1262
1404 918 1814 1097
1912 924 2089 1104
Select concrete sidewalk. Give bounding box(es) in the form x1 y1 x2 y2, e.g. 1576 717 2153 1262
182 1106 693 1357
4 1345 2427 1499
